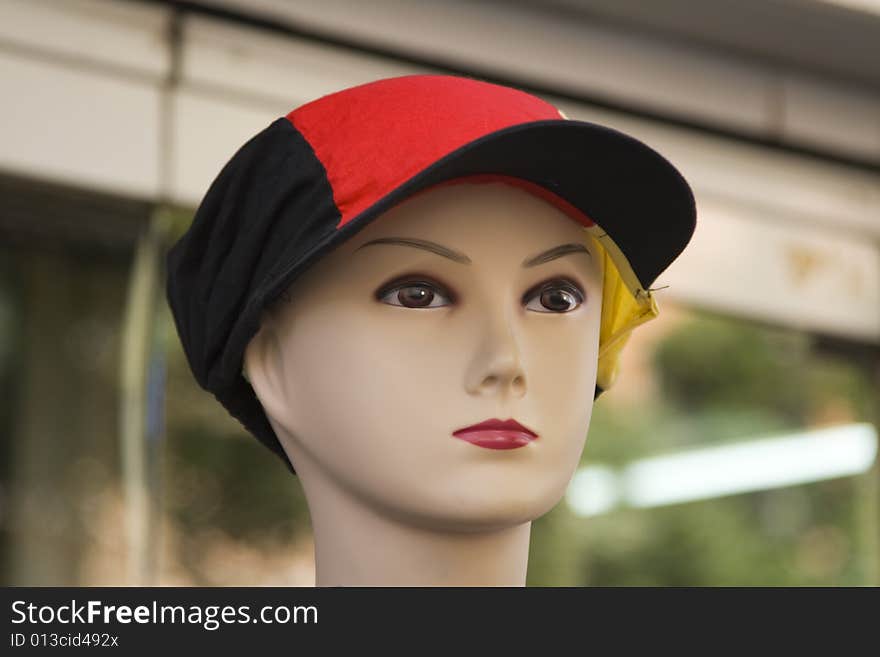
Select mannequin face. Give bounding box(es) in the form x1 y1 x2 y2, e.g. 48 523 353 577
246 182 603 531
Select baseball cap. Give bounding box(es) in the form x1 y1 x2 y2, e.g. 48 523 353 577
166 74 696 472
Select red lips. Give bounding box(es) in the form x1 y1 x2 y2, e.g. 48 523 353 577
452 418 539 450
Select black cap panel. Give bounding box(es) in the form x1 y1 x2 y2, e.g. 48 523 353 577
166 118 338 470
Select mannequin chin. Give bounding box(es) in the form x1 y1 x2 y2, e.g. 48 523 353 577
244 181 603 585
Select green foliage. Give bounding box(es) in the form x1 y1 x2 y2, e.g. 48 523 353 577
167 425 310 543
652 314 871 424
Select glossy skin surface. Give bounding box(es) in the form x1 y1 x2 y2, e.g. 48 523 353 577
244 182 603 584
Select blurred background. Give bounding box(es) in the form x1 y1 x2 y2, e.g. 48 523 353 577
0 0 878 586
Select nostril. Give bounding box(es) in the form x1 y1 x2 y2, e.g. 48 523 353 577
484 375 498 386
512 375 524 388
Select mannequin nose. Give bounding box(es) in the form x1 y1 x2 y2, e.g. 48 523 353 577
478 367 526 397
466 315 527 398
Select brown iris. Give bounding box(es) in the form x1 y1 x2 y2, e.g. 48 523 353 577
397 284 435 308
540 287 577 312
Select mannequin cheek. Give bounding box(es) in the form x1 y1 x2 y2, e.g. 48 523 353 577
525 311 600 399
270 314 454 468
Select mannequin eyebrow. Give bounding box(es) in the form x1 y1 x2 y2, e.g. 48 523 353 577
522 243 591 267
354 238 590 267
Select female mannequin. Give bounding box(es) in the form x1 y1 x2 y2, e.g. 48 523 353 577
243 180 604 586
164 73 696 586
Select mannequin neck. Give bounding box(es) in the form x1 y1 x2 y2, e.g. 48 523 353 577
298 465 532 587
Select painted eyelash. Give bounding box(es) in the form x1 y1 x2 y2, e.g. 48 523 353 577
374 273 458 302
520 277 585 305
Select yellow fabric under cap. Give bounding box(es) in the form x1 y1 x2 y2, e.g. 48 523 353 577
587 230 660 393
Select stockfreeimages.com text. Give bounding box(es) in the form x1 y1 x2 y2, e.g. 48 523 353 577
11 600 317 631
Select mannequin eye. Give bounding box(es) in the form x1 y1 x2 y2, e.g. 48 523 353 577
523 279 585 313
377 279 454 309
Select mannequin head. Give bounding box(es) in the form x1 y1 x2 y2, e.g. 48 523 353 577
164 74 696 584
244 180 603 533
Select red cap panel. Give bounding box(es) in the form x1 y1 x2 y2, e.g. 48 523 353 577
286 74 565 228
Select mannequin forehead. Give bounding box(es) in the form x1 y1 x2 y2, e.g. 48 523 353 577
340 181 593 263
